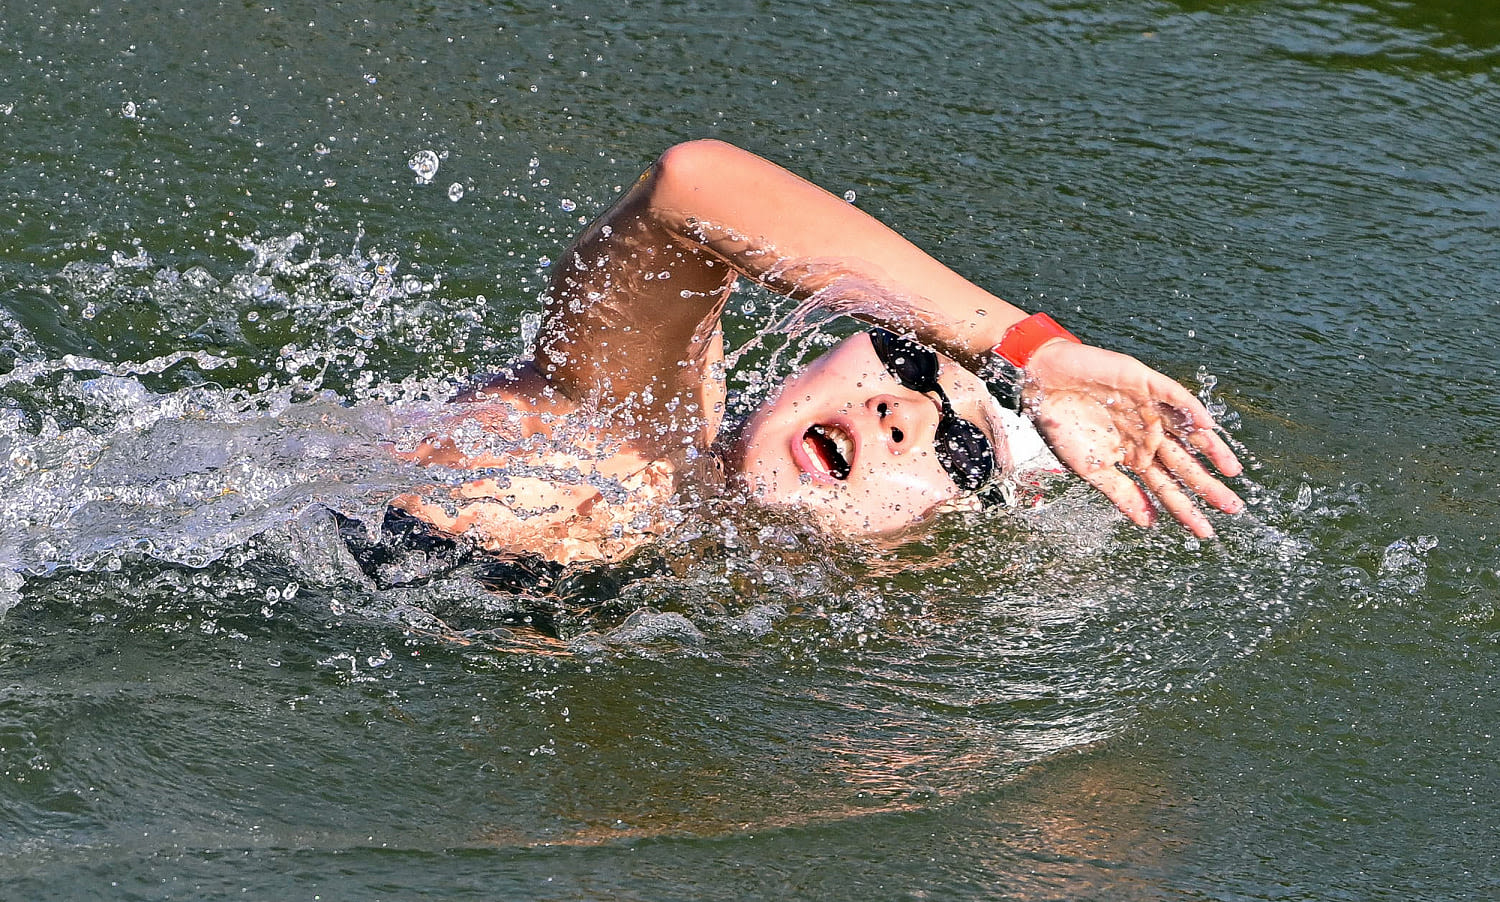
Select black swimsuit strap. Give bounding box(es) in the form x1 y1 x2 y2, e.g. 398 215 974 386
330 507 672 638
333 508 565 595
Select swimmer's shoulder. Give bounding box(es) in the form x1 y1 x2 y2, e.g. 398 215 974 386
454 362 569 411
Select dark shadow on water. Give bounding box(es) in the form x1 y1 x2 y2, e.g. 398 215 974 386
1169 0 1500 65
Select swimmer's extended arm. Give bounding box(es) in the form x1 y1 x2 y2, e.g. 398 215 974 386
540 140 1023 384
1021 340 1243 538
539 139 1242 535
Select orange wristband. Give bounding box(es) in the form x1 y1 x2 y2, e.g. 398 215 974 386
993 312 1080 368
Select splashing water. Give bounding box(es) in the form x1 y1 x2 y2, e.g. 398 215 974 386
2 228 503 613
408 149 441 184
0 358 419 581
0 224 1348 819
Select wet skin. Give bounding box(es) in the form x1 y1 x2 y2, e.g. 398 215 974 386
728 332 1009 534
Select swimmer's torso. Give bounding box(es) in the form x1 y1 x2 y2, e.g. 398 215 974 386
390 363 710 567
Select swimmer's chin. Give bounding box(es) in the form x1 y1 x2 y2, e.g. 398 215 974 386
726 476 953 542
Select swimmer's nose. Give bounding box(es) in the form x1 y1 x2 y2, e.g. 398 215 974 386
867 392 939 454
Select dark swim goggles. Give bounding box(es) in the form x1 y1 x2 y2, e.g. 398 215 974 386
867 328 997 493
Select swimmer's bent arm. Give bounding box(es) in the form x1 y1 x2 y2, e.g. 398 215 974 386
540 139 1243 536
537 139 1024 417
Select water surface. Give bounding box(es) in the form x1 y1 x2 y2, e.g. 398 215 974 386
2 0 1497 899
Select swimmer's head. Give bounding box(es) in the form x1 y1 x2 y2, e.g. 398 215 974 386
724 331 1012 535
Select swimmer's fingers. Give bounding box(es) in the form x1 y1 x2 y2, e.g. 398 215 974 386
1078 465 1158 530
1180 420 1243 478
1156 438 1245 517
1155 394 1243 478
1137 460 1216 540
1083 443 1241 540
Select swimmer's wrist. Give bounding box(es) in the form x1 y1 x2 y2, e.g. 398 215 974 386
979 313 1082 410
994 312 1081 367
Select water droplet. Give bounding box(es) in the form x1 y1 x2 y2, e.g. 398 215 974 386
843 189 856 202
313 142 330 155
560 198 576 212
447 182 465 201
520 311 542 346
408 149 441 183
121 101 138 118
0 102 14 115
110 248 151 269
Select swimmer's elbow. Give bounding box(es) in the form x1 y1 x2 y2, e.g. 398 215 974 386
650 139 751 207
655 138 740 175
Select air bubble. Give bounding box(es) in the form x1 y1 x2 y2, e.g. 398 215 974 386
447 182 465 201
313 142 330 155
560 199 576 212
121 101 138 118
110 248 151 270
843 189 856 202
408 149 441 183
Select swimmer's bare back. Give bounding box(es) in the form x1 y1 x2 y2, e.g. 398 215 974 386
389 363 685 567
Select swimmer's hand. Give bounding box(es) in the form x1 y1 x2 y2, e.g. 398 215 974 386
1021 341 1244 539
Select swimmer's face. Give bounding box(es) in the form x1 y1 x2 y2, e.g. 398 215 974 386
727 332 1009 535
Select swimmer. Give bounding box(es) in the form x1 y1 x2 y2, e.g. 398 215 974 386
389 140 1244 567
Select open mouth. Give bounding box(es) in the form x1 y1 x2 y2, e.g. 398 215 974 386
803 424 853 480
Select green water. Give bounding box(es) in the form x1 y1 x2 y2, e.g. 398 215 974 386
2 0 1497 899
